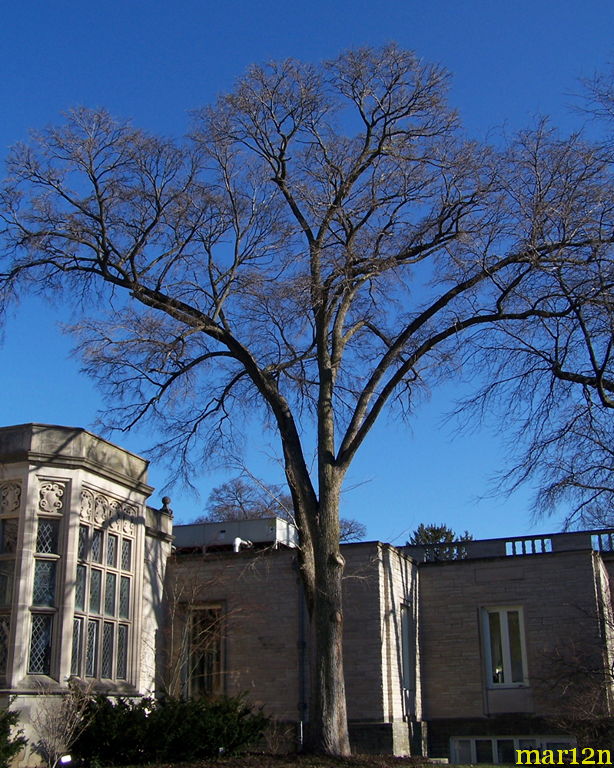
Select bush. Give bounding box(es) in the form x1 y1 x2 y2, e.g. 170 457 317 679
0 707 27 768
71 696 149 766
72 695 268 765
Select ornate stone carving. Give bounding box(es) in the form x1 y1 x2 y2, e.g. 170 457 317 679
39 482 65 514
0 482 21 515
94 495 108 525
120 504 136 535
82 490 138 535
80 489 94 521
108 500 121 532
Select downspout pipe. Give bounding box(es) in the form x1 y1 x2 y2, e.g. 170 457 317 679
233 537 253 553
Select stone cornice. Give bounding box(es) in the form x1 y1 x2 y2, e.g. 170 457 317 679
0 423 153 496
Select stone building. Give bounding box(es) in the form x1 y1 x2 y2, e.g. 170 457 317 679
0 424 172 765
1 423 613 763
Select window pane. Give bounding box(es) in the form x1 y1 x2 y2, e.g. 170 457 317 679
0 519 18 554
119 577 130 619
507 610 524 682
107 535 117 567
0 617 10 675
105 573 116 617
190 608 222 697
121 539 132 571
89 569 102 614
75 565 86 611
71 617 83 676
498 739 515 763
455 740 472 764
33 560 56 606
102 622 114 678
91 530 103 563
29 614 53 674
36 519 59 554
476 739 494 763
0 562 14 608
78 525 89 560
117 624 128 679
86 619 99 677
488 611 503 684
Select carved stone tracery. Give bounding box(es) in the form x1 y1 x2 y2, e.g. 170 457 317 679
79 488 137 535
38 482 65 514
80 489 94 521
0 482 21 515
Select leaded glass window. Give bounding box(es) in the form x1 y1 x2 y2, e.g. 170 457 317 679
73 511 135 682
71 617 83 676
105 573 116 616
107 535 117 567
91 530 102 563
36 519 59 554
33 560 56 606
0 519 18 554
119 577 130 619
75 565 86 611
102 622 114 678
78 525 89 560
0 562 13 608
0 617 10 675
117 624 128 679
121 539 132 571
86 619 99 677
29 498 62 678
29 614 52 674
89 569 102 614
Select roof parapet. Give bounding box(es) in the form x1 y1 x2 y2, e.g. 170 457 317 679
404 528 614 563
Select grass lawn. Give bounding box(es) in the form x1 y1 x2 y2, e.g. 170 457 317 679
140 755 433 768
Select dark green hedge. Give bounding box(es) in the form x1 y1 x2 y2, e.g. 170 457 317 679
72 695 268 765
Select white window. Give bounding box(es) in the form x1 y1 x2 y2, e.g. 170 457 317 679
482 606 527 686
451 736 575 764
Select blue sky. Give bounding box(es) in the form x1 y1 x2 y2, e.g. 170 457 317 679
1 1 612 540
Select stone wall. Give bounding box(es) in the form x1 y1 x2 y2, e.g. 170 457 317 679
419 548 603 725
169 540 415 754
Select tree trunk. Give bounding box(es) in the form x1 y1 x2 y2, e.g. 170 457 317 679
305 479 351 755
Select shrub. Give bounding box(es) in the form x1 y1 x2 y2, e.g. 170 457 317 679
71 696 149 766
72 694 268 765
0 706 27 768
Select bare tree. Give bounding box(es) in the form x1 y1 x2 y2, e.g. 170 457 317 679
1 46 613 753
201 477 290 521
29 681 92 768
198 476 366 541
455 109 614 528
160 569 226 700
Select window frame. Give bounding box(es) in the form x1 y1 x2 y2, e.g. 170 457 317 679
481 605 528 688
187 604 224 698
0 508 18 678
71 519 134 682
451 736 576 764
29 500 64 677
